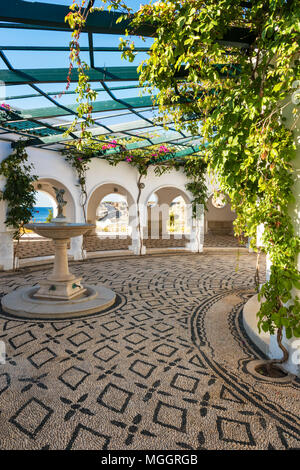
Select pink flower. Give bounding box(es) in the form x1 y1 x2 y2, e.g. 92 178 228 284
105 139 117 149
126 155 133 162
0 103 11 110
158 145 169 153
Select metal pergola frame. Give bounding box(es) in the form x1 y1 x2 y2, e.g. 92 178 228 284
0 1 254 163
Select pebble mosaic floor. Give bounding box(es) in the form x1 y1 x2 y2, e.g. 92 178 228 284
16 234 245 259
0 253 299 450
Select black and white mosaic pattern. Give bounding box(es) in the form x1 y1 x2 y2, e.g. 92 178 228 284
0 253 299 450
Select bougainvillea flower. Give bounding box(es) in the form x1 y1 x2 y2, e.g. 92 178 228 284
158 145 169 153
0 103 11 110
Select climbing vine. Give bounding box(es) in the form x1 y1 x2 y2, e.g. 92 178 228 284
0 140 37 267
122 0 300 358
63 147 93 222
183 156 207 216
64 0 132 148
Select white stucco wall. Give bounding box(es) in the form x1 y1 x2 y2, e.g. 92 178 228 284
0 142 214 264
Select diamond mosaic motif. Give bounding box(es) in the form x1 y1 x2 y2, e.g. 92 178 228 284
97 383 133 413
9 330 36 350
216 417 256 446
27 347 57 369
123 333 148 345
170 373 199 394
66 424 111 450
93 345 119 362
129 360 157 379
153 343 178 357
101 320 123 332
153 401 187 433
67 331 92 347
9 398 53 439
58 366 90 391
0 372 10 396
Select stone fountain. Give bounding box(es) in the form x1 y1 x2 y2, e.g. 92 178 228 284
1 187 116 319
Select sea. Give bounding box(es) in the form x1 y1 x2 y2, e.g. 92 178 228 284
30 207 53 223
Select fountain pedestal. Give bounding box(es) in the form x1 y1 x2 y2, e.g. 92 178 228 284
34 238 86 300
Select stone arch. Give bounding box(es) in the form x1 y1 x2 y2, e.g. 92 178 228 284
143 185 191 248
86 182 135 227
15 178 77 262
32 189 57 220
144 184 191 207
84 182 135 253
33 178 76 222
204 192 236 235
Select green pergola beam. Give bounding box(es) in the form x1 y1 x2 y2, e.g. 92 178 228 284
13 95 156 119
22 119 181 146
5 84 141 101
0 64 240 86
0 66 140 84
82 134 203 160
0 1 255 45
0 1 154 36
103 132 202 155
0 46 150 52
0 22 72 33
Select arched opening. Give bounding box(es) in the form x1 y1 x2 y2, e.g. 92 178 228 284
31 190 58 222
34 179 76 221
204 193 246 247
96 193 129 235
147 193 158 208
16 179 76 262
145 186 191 249
168 195 188 234
85 183 134 253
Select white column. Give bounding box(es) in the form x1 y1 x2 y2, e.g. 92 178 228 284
185 203 204 253
68 235 85 260
0 229 14 271
128 202 146 255
0 142 14 271
67 186 86 260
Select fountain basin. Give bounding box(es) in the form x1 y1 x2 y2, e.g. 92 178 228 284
25 222 93 239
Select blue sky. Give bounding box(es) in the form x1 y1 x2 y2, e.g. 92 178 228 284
36 191 56 206
1 1 154 111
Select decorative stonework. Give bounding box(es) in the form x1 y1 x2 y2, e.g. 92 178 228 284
0 253 299 450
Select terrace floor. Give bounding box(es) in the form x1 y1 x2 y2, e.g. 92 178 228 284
0 253 299 450
15 233 245 260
